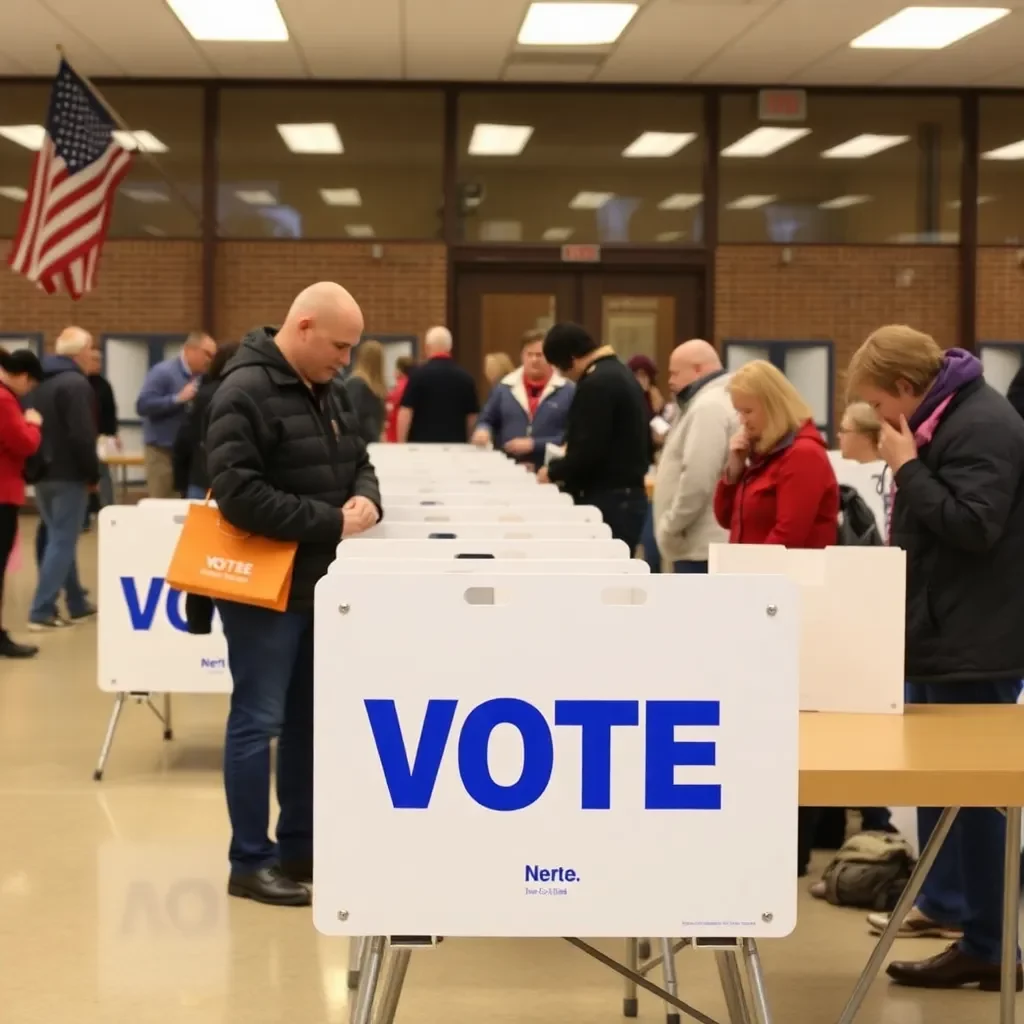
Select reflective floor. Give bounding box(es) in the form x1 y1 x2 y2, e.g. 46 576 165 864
1 515 1017 1023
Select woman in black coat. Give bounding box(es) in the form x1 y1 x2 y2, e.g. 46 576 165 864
342 339 387 444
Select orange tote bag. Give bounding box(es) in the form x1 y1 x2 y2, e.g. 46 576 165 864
166 501 297 613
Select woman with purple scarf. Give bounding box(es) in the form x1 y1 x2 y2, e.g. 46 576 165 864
848 324 1024 993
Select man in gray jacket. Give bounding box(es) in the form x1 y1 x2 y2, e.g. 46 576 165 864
652 340 736 573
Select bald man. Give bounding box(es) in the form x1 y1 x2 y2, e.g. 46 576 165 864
651 340 737 573
205 281 382 907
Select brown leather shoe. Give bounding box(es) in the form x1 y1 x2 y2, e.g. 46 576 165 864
887 944 1023 991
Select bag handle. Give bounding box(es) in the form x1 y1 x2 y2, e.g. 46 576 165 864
202 490 254 542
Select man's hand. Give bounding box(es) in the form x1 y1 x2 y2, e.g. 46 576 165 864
879 416 918 473
176 379 199 405
342 496 380 538
537 466 551 484
113 434 123 452
23 408 42 427
471 428 491 447
503 437 534 457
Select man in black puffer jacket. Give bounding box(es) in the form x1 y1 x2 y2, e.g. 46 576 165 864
849 324 1024 993
205 281 382 907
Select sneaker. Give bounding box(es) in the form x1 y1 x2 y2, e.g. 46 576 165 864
27 616 74 632
69 604 97 622
867 906 963 939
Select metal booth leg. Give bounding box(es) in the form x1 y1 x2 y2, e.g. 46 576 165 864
660 938 681 1024
374 947 411 1024
163 692 173 740
1001 806 1022 1024
740 940 772 1024
348 936 365 990
716 951 751 1024
623 937 639 1017
93 693 127 781
351 936 386 1024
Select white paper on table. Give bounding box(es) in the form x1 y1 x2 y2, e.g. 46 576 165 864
545 443 566 466
650 415 671 439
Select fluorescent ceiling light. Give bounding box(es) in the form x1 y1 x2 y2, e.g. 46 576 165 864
165 0 289 41
518 2 638 45
345 224 375 238
113 130 168 154
726 194 776 210
622 131 697 159
142 225 167 237
0 125 45 151
656 231 685 242
122 187 169 203
982 140 1024 160
822 134 909 159
0 186 27 201
850 6 1009 49
320 188 362 207
469 123 534 157
277 123 343 155
819 194 872 210
237 189 277 206
542 227 573 241
658 193 703 211
569 191 614 209
721 126 809 158
949 195 995 207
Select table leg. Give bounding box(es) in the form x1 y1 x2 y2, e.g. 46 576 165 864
836 806 959 1024
1001 807 1021 1024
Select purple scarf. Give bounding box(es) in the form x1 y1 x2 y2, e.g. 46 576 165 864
908 348 983 433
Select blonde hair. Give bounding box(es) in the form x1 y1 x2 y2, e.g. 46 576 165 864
352 339 386 399
728 360 814 454
484 351 515 384
847 325 943 399
841 401 882 446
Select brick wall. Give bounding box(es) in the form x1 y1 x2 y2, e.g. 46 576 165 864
977 248 1024 341
215 241 447 345
0 240 203 345
715 245 961 418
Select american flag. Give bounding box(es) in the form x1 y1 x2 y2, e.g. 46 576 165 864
7 60 133 300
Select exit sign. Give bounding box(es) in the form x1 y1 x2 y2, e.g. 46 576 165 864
561 244 601 263
758 89 807 122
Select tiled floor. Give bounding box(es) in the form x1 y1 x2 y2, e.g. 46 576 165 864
0 515 1017 1023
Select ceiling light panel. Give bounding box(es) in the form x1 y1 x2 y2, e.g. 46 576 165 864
0 186 26 201
122 187 170 203
656 231 685 242
982 140 1024 160
468 123 534 157
721 127 810 158
543 227 573 241
822 134 909 159
658 193 703 211
819 195 872 210
726 195 777 210
622 132 697 159
0 125 45 151
569 191 615 209
113 130 169 154
850 6 1009 50
320 188 362 207
277 123 343 155
518 2 638 45
345 225 375 238
166 0 289 41
237 189 277 205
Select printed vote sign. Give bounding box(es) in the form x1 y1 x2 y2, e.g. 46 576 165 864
313 572 800 939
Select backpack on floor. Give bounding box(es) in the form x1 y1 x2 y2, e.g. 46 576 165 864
837 485 883 546
820 831 915 911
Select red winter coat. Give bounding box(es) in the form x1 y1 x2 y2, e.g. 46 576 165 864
714 420 838 548
384 374 408 443
0 383 41 505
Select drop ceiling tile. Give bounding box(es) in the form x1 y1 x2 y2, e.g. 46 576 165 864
281 0 402 79
200 41 309 78
404 0 522 79
0 0 125 75
503 61 598 82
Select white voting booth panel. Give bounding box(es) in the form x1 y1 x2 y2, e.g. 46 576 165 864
330 558 649 577
97 506 230 695
368 443 479 455
827 452 886 535
362 521 613 541
337 538 630 560
383 504 602 524
313 572 799 938
385 490 571 507
709 544 905 714
376 478 543 494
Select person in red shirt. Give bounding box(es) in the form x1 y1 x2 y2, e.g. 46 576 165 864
0 348 45 658
384 355 416 443
714 359 838 548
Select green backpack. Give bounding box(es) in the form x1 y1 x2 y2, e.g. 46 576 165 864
820 831 916 911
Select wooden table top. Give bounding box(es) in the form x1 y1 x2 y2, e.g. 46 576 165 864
102 453 146 466
800 704 1024 807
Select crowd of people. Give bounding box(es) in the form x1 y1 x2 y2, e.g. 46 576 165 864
1 292 1022 993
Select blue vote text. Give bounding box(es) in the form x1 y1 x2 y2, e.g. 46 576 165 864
365 698 721 812
121 576 188 632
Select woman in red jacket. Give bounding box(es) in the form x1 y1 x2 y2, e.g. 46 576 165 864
384 355 417 443
714 359 838 548
0 348 45 658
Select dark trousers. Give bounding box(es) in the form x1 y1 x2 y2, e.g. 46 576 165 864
217 600 315 873
579 488 647 554
909 678 1022 964
674 560 709 573
0 504 18 634
640 504 661 572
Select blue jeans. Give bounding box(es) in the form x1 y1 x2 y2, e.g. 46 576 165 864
674 560 708 573
640 504 661 572
909 678 1023 964
30 481 90 622
186 485 206 500
217 600 314 873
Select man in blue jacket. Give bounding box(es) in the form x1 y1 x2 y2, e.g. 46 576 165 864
471 329 574 469
136 331 217 497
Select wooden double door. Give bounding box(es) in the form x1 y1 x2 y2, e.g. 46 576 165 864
455 267 705 392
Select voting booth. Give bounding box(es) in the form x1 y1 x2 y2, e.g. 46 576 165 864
382 505 602 524
361 521 613 541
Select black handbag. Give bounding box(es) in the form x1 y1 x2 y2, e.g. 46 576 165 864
22 447 50 485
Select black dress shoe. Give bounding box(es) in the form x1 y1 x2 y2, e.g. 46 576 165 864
228 865 311 906
887 943 1024 991
279 858 313 885
0 634 38 658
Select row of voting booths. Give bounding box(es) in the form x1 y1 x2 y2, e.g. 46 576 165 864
96 442 908 1024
